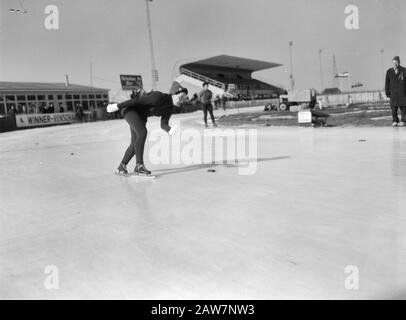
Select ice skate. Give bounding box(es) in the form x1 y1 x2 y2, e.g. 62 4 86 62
134 164 152 176
115 163 128 176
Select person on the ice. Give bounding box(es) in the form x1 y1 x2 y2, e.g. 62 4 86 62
385 56 406 127
106 88 189 176
198 82 217 127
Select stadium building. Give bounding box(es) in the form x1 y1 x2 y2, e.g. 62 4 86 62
0 81 109 116
172 55 286 99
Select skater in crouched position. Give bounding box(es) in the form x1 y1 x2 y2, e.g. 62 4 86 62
106 88 188 176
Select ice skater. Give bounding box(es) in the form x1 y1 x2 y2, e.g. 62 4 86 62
106 88 189 176
198 82 217 127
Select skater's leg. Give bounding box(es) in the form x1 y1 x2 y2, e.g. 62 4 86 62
120 127 136 165
208 103 216 125
124 111 148 165
400 106 406 124
391 105 400 124
203 105 208 126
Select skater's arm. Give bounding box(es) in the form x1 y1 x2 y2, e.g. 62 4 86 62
160 113 171 132
117 92 167 110
117 97 139 110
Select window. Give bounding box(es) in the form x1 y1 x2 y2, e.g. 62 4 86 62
82 101 89 110
96 94 101 99
48 95 54 100
0 102 5 116
6 95 15 101
73 95 80 100
27 95 36 101
37 95 45 100
103 94 108 99
89 94 95 99
17 95 26 101
66 101 73 111
57 95 63 100
66 94 72 99
81 94 88 99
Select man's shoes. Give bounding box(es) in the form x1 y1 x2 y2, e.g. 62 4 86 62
392 122 399 127
398 122 406 127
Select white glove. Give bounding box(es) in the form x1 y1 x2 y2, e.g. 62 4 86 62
106 103 119 113
168 126 178 135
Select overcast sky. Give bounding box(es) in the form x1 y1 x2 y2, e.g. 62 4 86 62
1 0 405 94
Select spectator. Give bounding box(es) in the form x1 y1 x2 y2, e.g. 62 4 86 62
9 106 16 117
214 95 220 110
198 82 217 127
220 93 227 111
385 56 406 127
76 104 84 122
48 103 55 113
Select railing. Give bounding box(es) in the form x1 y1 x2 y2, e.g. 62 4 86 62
179 68 225 89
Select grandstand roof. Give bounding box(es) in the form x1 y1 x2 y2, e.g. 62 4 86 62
0 81 108 93
181 55 282 72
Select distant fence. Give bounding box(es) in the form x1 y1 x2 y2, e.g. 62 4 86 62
0 109 114 133
225 98 278 110
318 90 389 107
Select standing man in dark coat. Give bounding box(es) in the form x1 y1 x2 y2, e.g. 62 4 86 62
198 82 217 127
385 56 406 127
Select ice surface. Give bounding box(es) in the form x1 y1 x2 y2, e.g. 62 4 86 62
1 107 406 299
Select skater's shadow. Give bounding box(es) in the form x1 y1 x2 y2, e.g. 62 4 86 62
153 156 290 177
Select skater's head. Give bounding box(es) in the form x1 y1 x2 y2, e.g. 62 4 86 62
393 56 400 68
202 82 209 89
172 88 188 107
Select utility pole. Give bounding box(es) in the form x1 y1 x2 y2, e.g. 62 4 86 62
318 49 324 93
90 61 93 89
289 41 295 91
145 0 157 90
332 54 338 89
380 49 385 85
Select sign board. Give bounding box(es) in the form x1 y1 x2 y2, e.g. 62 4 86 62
15 112 77 128
152 69 159 82
287 90 312 102
120 75 143 90
298 110 312 123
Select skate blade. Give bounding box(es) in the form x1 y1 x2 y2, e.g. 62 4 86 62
115 171 129 177
130 173 156 179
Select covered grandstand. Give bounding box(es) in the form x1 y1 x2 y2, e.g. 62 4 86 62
172 55 286 99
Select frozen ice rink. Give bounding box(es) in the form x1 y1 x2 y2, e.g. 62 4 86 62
1 107 406 299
